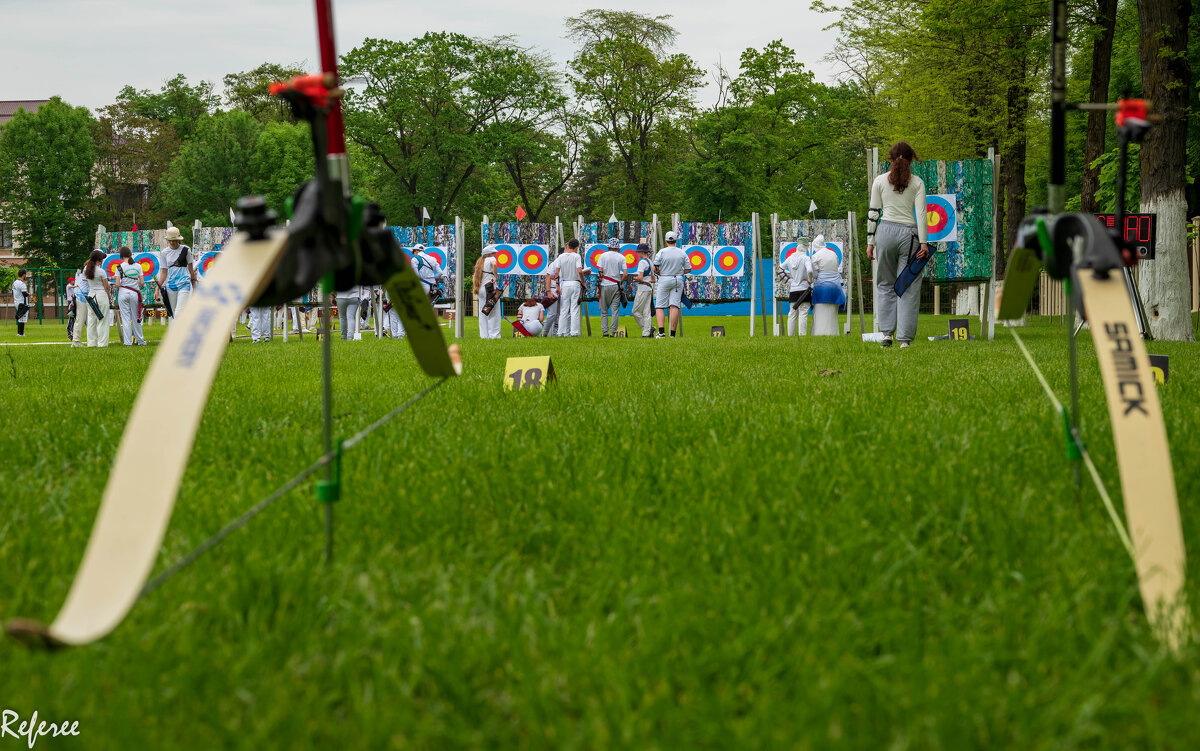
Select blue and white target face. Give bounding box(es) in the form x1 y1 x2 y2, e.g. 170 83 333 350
516 245 550 274
921 194 958 243
779 242 801 265
713 246 745 276
684 245 712 275
425 246 449 271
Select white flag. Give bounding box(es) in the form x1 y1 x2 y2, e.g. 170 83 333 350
808 199 818 213
422 206 430 221
229 207 236 225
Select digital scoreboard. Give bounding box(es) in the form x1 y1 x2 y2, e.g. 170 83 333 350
1093 213 1156 259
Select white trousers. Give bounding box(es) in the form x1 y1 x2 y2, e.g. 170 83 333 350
336 297 359 340
813 304 839 336
167 287 192 325
787 302 809 336
477 291 501 339
250 307 273 341
86 295 110 347
387 309 405 338
557 282 582 337
73 297 90 344
542 301 559 337
632 285 653 336
520 319 543 337
118 288 145 345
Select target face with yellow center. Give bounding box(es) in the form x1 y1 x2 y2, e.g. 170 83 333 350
133 252 160 280
921 194 958 243
517 244 550 274
197 251 220 276
685 245 712 275
586 245 606 272
714 246 745 277
103 254 123 280
621 244 639 272
494 244 518 274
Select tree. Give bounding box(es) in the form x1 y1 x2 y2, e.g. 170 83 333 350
223 63 307 123
342 33 565 225
116 74 219 143
92 99 180 231
0 97 96 269
566 10 703 217
249 121 314 214
1136 0 1194 340
1080 0 1120 211
159 111 261 228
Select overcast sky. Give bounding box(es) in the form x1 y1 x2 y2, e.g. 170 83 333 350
3 0 845 113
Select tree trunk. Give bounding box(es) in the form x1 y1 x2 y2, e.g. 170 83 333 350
1080 0 1118 212
999 56 1030 274
1136 0 1193 340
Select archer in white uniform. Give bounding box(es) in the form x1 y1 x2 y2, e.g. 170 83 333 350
782 245 814 336
632 244 654 337
474 247 501 339
548 239 588 337
157 227 196 323
596 238 627 337
72 266 90 346
541 274 560 337
411 244 446 301
116 247 147 345
336 285 361 340
11 269 29 336
82 250 112 348
653 231 689 337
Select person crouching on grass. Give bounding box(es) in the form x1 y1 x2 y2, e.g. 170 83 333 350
516 298 545 337
867 141 929 349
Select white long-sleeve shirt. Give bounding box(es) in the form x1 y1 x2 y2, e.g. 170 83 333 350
781 251 812 292
869 172 928 243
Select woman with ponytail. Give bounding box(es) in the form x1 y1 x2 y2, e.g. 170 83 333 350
473 247 501 339
866 141 928 348
83 249 112 348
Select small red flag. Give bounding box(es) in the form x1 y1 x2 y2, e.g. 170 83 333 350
516 205 527 221
132 222 138 232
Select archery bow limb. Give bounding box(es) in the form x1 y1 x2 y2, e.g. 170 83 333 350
6 230 289 649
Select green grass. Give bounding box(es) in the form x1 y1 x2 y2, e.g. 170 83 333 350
1 313 1198 749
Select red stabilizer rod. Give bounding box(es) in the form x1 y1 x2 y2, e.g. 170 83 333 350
315 0 347 157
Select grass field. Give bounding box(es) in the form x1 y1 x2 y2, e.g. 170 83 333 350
1 311 1198 749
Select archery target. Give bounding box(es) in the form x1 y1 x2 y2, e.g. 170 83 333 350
779 242 800 265
714 246 745 277
133 252 160 279
621 244 639 272
685 245 712 275
198 251 220 276
425 246 449 270
586 244 606 272
517 244 550 275
493 244 517 274
923 194 958 243
102 254 122 279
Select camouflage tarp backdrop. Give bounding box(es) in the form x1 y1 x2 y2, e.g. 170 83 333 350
389 224 459 301
94 228 172 303
877 157 995 281
578 220 656 302
674 220 755 302
773 219 851 300
482 222 558 301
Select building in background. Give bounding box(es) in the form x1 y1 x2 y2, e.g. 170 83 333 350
0 100 51 266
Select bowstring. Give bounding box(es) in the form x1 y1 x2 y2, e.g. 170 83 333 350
139 376 450 600
1009 328 1135 559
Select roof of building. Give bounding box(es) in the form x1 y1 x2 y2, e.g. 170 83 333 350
0 100 51 126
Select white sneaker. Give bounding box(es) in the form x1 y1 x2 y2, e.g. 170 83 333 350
899 342 910 349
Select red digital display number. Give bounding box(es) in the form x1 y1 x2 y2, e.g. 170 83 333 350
1093 213 1156 259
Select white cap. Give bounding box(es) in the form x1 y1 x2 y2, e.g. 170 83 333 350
412 243 426 252
482 246 497 255
665 231 677 242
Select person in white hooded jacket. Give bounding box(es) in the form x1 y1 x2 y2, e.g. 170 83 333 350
781 244 813 336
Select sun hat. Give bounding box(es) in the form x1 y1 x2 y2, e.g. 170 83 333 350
607 237 620 248
164 227 184 242
665 231 677 242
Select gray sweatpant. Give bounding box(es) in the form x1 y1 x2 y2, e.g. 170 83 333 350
632 284 653 336
599 284 621 336
875 220 922 343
